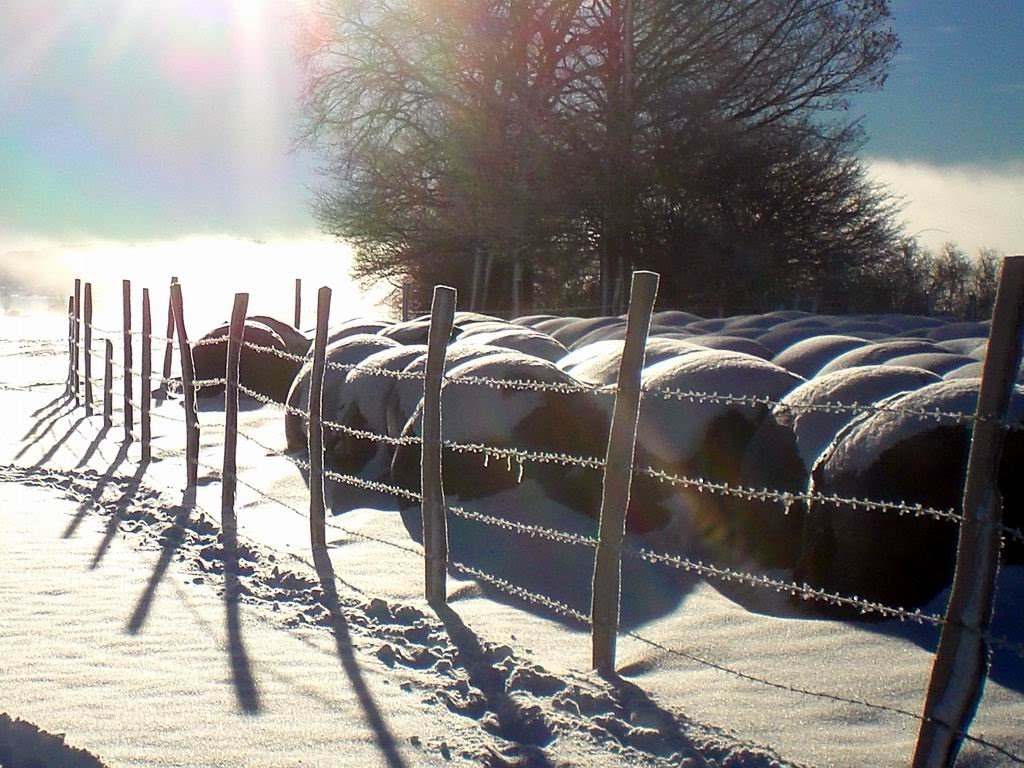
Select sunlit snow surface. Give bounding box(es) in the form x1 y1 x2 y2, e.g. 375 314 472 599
1 307 1022 768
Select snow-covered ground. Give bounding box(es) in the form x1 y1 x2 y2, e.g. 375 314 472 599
1 308 1022 767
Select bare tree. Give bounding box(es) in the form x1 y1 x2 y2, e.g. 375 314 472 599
299 0 902 315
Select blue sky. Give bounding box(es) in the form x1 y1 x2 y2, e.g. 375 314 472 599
0 0 1021 254
855 0 1023 165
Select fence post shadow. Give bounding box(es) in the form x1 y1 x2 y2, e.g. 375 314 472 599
433 603 555 764
223 522 261 715
125 488 196 635
312 545 407 768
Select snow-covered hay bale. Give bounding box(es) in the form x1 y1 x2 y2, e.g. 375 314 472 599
461 327 569 363
247 315 310 357
684 317 728 333
796 379 1024 613
454 320 520 338
936 337 988 357
327 318 390 345
530 316 580 337
771 335 868 379
925 320 990 342
384 341 510 441
881 352 977 376
564 337 704 386
779 365 941 472
192 320 299 403
652 309 702 326
552 317 624 348
331 344 428 481
284 333 401 452
826 318 899 336
379 317 461 346
815 339 946 376
681 334 772 359
627 350 804 548
565 321 631 350
509 314 558 327
756 324 834 356
390 352 608 508
728 365 941 570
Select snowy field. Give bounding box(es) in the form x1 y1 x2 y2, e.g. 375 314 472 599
1 305 1022 768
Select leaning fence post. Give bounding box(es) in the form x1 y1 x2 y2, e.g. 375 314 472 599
590 270 659 674
422 285 456 606
122 279 133 441
294 278 302 329
223 293 249 542
913 254 1024 768
73 279 81 403
103 339 113 430
141 288 152 462
308 287 332 549
171 282 200 489
158 276 178 400
84 283 93 417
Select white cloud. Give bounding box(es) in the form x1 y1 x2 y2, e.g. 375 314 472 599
867 158 1024 257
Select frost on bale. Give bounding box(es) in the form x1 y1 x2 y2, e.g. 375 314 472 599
627 349 804 554
192 319 301 403
390 351 610 512
796 379 1024 614
732 365 940 570
284 333 400 452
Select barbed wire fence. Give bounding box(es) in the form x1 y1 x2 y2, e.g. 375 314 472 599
57 262 1024 767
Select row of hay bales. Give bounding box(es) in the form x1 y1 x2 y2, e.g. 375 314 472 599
191 308 1024 615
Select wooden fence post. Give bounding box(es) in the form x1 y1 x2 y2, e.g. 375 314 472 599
73 279 81 403
402 282 411 322
913 254 1024 767
171 282 200 489
84 283 93 417
422 285 457 606
66 296 73 398
141 288 152 462
590 270 659 674
103 339 113 430
308 287 332 549
122 279 133 441
222 293 249 542
158 276 178 400
294 278 302 329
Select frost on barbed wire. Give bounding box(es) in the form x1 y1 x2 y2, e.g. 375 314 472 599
322 467 423 504
447 504 598 549
642 385 998 429
442 441 605 472
636 465 967 526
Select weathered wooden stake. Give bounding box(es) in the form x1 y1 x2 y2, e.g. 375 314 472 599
103 339 113 430
73 279 81 403
171 282 200 489
913 254 1024 767
158 276 178 400
84 283 93 417
66 296 73 398
294 278 302 329
308 287 332 549
122 279 133 441
401 282 411 323
591 270 659 674
222 293 249 541
422 285 457 606
141 288 152 462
